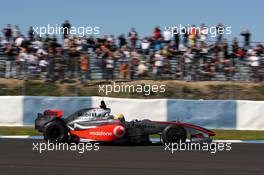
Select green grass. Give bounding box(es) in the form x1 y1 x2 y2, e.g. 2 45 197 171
0 126 41 136
0 127 264 140
22 81 62 96
207 84 243 91
212 129 264 140
252 85 264 95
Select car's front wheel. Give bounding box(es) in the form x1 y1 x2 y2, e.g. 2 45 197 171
162 125 187 144
44 120 68 143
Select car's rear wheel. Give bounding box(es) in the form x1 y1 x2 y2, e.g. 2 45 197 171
162 125 187 144
44 120 68 143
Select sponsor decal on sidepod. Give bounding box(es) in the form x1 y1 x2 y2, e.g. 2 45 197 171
89 125 125 138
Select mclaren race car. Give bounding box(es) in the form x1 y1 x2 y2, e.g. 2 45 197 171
35 101 215 144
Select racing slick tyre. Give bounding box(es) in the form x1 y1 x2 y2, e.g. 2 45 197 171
162 125 187 144
43 120 69 143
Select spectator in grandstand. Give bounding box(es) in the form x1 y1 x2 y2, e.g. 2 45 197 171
153 27 163 51
66 37 80 78
199 41 209 63
86 36 96 51
112 49 123 59
2 24 12 42
200 62 215 80
231 37 239 56
163 58 172 79
222 59 235 80
241 29 251 50
141 38 150 55
118 34 127 48
189 25 197 47
118 47 130 79
4 43 16 78
181 27 189 47
12 25 21 39
17 48 28 79
172 28 180 50
153 26 162 40
137 60 148 78
107 35 116 47
199 24 208 43
153 51 163 80
63 36 70 52
32 36 43 50
248 51 261 82
179 42 188 52
254 43 263 55
130 49 140 80
54 57 64 82
0 37 4 47
221 39 229 60
28 26 34 41
105 57 114 80
163 28 171 44
39 57 49 80
216 22 224 45
46 48 55 81
161 45 171 58
183 48 194 81
235 47 247 61
153 37 163 51
80 51 89 83
119 58 129 80
62 20 71 39
27 52 38 65
128 27 138 49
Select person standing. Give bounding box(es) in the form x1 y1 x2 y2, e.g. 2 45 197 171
241 29 251 50
2 24 12 42
62 20 71 39
173 28 180 50
128 27 138 49
248 52 260 82
28 26 34 41
118 34 127 48
216 23 224 45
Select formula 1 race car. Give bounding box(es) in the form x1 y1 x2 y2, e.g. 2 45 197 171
35 101 215 144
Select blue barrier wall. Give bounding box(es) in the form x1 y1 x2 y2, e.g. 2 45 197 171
0 96 263 130
167 99 237 129
23 96 92 125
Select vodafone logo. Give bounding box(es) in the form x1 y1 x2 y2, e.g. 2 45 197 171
113 125 126 138
89 131 112 136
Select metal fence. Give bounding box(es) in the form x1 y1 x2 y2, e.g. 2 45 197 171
0 53 264 82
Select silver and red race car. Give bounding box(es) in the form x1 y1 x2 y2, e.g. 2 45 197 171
35 101 215 144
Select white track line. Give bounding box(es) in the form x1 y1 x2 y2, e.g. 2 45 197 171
150 138 264 144
1 135 264 143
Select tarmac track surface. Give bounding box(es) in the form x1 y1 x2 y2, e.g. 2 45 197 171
0 139 263 175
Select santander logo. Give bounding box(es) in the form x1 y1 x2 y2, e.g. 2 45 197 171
113 125 126 138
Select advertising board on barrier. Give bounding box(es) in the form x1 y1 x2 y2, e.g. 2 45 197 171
0 96 263 130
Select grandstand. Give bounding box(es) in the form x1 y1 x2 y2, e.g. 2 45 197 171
0 24 264 83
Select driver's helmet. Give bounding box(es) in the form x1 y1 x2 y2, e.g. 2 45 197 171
113 113 125 122
94 108 111 118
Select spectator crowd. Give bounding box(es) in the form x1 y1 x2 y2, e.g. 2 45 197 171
0 21 264 83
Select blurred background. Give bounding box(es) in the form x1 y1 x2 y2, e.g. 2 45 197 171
0 0 263 99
